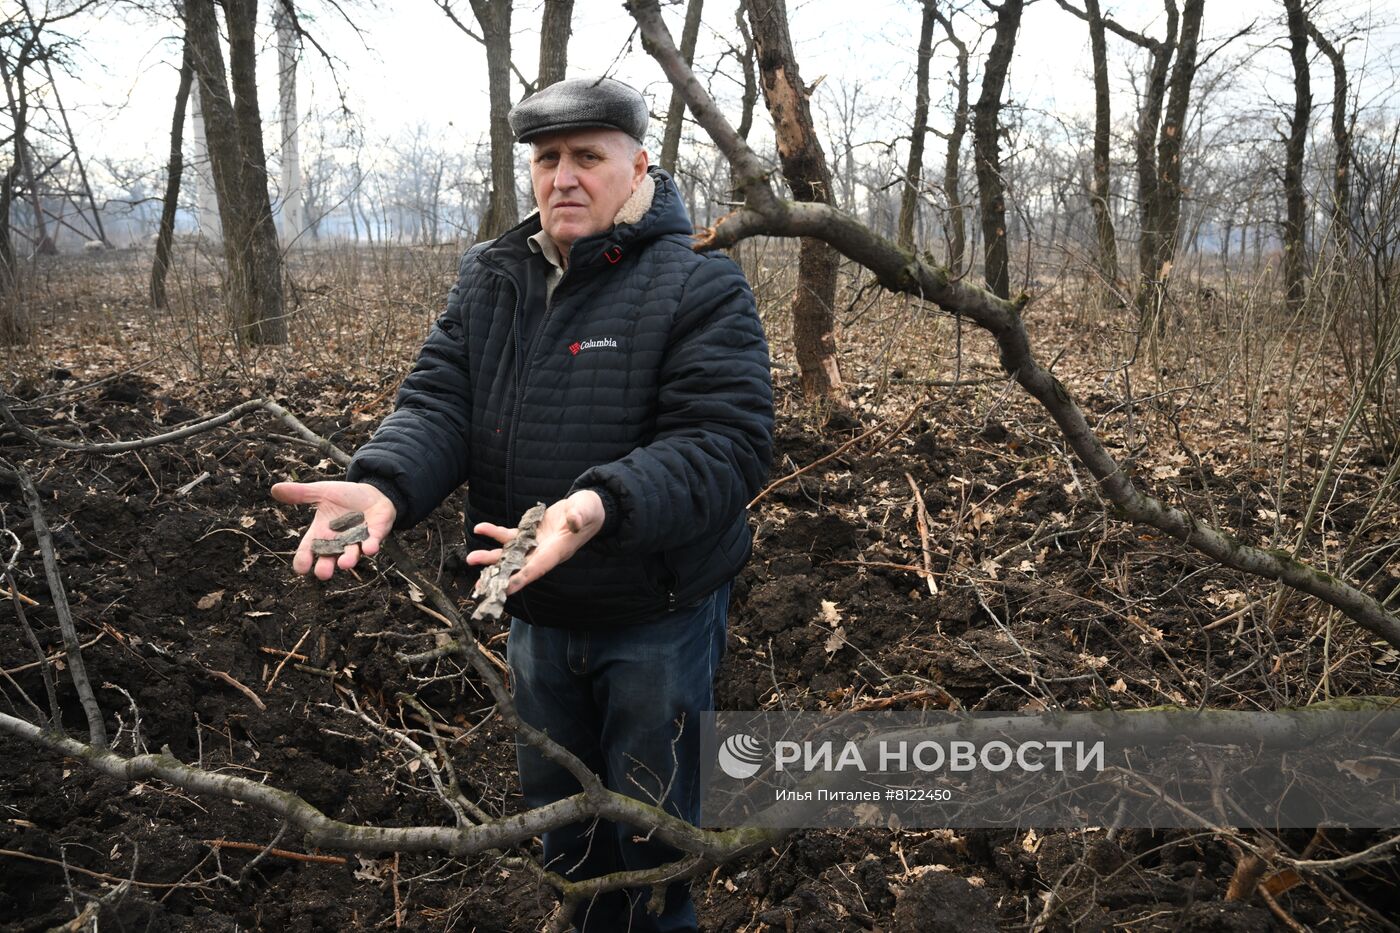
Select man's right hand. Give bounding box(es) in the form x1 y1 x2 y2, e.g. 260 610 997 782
271 481 397 580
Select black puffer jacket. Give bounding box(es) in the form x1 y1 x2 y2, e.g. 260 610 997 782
347 169 774 628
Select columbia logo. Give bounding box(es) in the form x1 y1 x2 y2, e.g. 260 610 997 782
569 337 619 355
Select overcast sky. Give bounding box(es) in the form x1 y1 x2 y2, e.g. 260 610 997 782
38 0 1400 184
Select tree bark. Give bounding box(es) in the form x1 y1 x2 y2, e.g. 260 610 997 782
275 1 304 245
1148 0 1204 298
746 0 844 398
470 0 519 239
536 0 573 90
972 0 1023 299
734 0 757 141
660 0 705 174
150 35 194 310
930 4 969 277
1308 20 1350 254
1282 0 1310 308
185 0 287 345
1084 0 1119 285
897 0 936 251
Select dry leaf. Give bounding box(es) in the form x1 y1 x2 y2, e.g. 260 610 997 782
853 802 882 826
1337 759 1382 782
196 590 225 611
1109 678 1129 693
825 626 847 654
239 515 256 528
819 600 842 627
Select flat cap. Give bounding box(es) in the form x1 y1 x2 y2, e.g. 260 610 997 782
509 76 649 145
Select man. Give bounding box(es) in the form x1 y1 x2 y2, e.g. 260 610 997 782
272 76 773 931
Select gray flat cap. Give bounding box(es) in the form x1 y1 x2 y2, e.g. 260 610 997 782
509 76 649 144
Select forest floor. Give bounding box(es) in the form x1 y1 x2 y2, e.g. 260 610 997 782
1 246 1398 931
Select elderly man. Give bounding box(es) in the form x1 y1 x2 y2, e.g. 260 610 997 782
272 76 773 931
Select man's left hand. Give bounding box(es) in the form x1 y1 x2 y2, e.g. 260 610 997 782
466 490 606 595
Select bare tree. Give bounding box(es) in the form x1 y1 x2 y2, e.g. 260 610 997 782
1307 18 1351 254
747 0 844 397
471 0 517 238
1055 0 1120 285
931 3 969 276
1281 0 1310 307
275 0 304 244
624 0 1400 651
150 32 194 310
659 0 705 174
1143 0 1205 312
435 0 520 239
897 0 936 251
536 0 574 89
185 0 286 344
972 0 1024 298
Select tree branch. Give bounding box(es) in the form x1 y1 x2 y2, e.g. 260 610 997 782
623 0 1400 651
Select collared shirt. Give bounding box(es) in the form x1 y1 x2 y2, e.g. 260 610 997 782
527 229 565 303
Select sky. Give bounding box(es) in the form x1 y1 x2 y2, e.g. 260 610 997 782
23 0 1400 190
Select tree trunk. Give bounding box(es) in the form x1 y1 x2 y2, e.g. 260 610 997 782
1140 0 1203 314
734 0 757 141
471 0 518 239
0 164 21 344
189 81 219 239
1085 0 1119 285
1308 21 1350 253
151 35 194 310
660 0 704 174
1130 4 1177 309
896 0 935 252
1282 0 1310 308
747 0 843 398
930 5 969 277
275 2 304 245
972 0 1023 299
185 0 287 345
536 0 573 90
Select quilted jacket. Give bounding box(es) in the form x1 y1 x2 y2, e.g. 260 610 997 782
346 168 774 628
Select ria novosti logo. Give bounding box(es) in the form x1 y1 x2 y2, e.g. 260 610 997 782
717 733 766 779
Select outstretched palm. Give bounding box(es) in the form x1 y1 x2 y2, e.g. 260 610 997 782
271 480 397 580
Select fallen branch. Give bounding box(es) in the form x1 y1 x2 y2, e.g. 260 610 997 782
625 0 1400 651
203 838 347 866
3 462 108 746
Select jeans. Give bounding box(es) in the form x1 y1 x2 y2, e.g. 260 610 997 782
509 581 731 933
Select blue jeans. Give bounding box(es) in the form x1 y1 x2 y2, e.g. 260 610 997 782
509 582 730 933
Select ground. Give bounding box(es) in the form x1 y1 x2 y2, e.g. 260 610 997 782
1 247 1398 930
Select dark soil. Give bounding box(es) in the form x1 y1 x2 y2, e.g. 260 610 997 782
2 366 1397 931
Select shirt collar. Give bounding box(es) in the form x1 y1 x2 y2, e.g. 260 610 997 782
527 229 566 271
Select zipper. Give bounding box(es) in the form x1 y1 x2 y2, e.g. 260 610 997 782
485 253 574 520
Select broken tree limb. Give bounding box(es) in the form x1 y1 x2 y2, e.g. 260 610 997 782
3 462 107 746
624 0 1400 651
0 710 772 862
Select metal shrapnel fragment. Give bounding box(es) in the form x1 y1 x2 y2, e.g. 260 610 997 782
329 511 366 532
311 523 370 556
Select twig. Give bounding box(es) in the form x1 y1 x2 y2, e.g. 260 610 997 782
5 462 107 746
201 667 266 711
6 570 62 728
904 473 938 595
258 645 308 662
204 837 346 866
175 471 211 496
0 848 197 890
266 627 311 690
0 395 271 454
748 403 923 509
